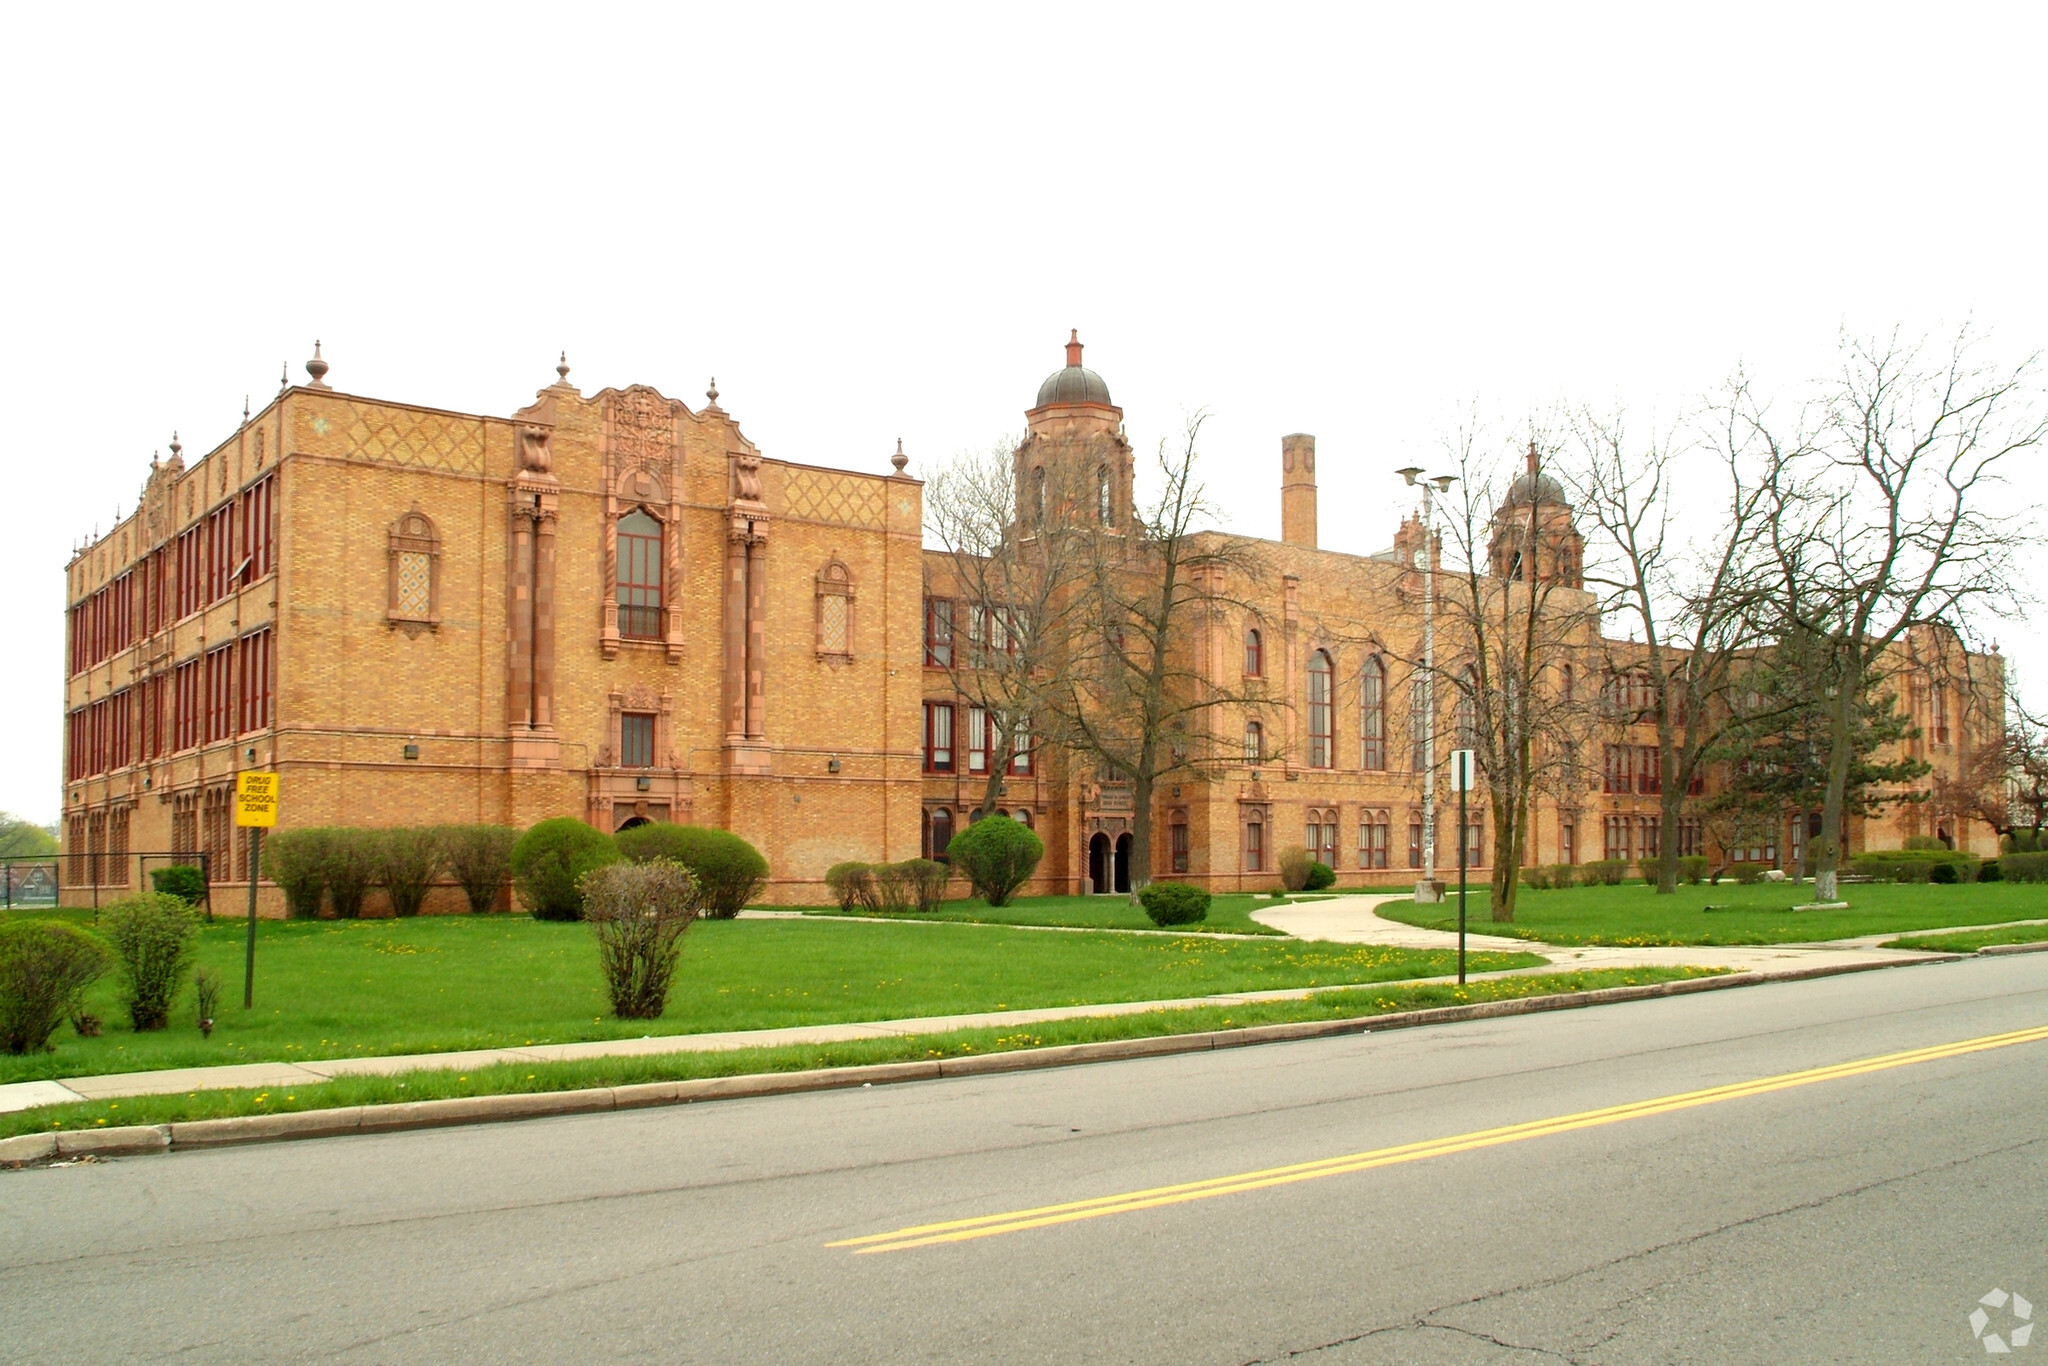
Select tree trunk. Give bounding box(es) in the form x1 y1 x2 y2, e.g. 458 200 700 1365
1658 756 1685 895
1128 769 1154 904
1488 789 1518 922
1814 684 1857 902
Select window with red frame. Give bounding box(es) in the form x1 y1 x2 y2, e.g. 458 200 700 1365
923 701 954 772
238 629 273 734
204 644 235 744
1307 650 1334 768
1170 817 1189 873
1008 714 1032 775
206 503 237 604
243 475 276 582
1636 745 1661 794
1359 810 1390 869
175 527 202 619
1244 627 1262 677
966 706 989 773
1244 816 1265 872
924 597 954 667
617 509 663 639
172 659 201 751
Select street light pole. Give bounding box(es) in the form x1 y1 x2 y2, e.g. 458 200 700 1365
1397 467 1456 904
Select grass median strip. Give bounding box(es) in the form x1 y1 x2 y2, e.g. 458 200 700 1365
1882 923 2048 953
0 967 1720 1141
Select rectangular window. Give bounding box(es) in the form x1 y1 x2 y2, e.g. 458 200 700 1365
110 690 131 770
1605 814 1631 862
621 712 656 768
967 707 989 773
1932 682 1950 745
1637 745 1661 795
172 659 199 751
1560 820 1575 865
243 475 276 582
204 644 235 745
109 572 133 656
923 701 954 772
1244 818 1265 873
176 527 202 619
1008 714 1033 775
237 628 273 734
1639 816 1661 860
1408 817 1424 869
1171 819 1189 874
1463 812 1485 867
1359 813 1389 870
206 504 236 605
924 597 954 668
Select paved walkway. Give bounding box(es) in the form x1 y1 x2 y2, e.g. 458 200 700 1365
0 897 1967 1116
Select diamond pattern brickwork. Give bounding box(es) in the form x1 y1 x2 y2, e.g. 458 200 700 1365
778 467 884 527
346 402 487 473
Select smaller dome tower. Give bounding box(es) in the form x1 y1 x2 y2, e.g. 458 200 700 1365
1489 441 1584 588
1014 331 1133 530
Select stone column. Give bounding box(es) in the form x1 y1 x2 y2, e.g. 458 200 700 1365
724 523 750 743
507 501 535 730
745 534 767 740
532 506 558 730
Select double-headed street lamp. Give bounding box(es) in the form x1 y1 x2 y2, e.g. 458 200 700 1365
1396 466 1456 904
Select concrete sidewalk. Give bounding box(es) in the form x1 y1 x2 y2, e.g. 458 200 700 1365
0 897 1962 1117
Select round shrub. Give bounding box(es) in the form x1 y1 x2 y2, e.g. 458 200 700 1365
149 864 208 907
1930 860 1959 884
1139 881 1210 926
262 827 333 919
100 892 201 1031
1304 860 1336 891
511 818 621 921
1677 856 1710 886
1278 846 1313 893
945 814 1045 906
0 920 110 1054
617 824 767 919
1979 858 2003 882
824 861 878 912
581 860 701 1020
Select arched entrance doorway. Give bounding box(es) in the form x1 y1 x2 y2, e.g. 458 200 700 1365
616 815 651 833
1088 832 1112 894
1113 833 1132 894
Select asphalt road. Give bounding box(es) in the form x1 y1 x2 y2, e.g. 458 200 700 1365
7 956 2048 1364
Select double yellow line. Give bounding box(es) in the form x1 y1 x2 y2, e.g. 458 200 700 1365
830 1022 2048 1254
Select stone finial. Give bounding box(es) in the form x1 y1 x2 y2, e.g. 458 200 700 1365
306 340 331 388
890 438 908 473
1526 438 1539 475
169 431 181 459
557 351 571 384
1066 328 1083 368
706 376 720 408
242 395 251 425
279 362 290 392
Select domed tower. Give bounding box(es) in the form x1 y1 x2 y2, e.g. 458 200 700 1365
1013 331 1134 529
1489 441 1584 588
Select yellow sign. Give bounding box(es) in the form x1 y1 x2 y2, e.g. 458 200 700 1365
235 771 280 827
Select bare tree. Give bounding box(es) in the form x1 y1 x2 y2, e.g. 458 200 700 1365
1571 399 1775 893
1405 422 1599 922
1047 414 1265 898
1752 329 2043 901
922 438 1095 815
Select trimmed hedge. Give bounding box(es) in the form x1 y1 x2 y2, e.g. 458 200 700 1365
617 824 768 919
512 818 622 921
375 827 445 919
2000 851 2048 883
945 815 1044 906
1582 859 1626 887
148 864 209 906
1849 850 1981 884
824 861 879 912
441 824 517 915
1139 881 1210 926
262 828 333 920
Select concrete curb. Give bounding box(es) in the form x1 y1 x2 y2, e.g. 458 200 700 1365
0 954 1961 1168
1979 940 2048 956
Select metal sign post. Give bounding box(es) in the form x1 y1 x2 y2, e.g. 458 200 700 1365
1449 749 1476 985
234 772 279 1009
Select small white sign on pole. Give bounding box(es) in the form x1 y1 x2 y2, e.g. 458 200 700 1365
1449 749 1477 793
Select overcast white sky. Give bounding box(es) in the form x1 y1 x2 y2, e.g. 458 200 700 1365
6 3 2043 826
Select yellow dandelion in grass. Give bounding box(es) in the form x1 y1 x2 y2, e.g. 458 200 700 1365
96 1118 106 1125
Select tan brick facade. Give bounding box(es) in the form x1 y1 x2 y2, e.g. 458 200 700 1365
60 341 2005 912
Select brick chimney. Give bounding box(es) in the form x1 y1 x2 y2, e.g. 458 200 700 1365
1281 433 1317 548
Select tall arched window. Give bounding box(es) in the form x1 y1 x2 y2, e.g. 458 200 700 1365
1096 468 1111 524
1244 719 1264 764
1559 662 1574 705
1032 467 1046 521
1360 655 1385 770
1244 628 1263 677
617 509 663 639
1307 649 1334 768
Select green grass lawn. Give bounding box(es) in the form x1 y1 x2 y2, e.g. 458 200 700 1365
0 910 1544 1085
1882 923 2048 953
800 891 1286 934
1377 880 2048 946
0 965 1716 1140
